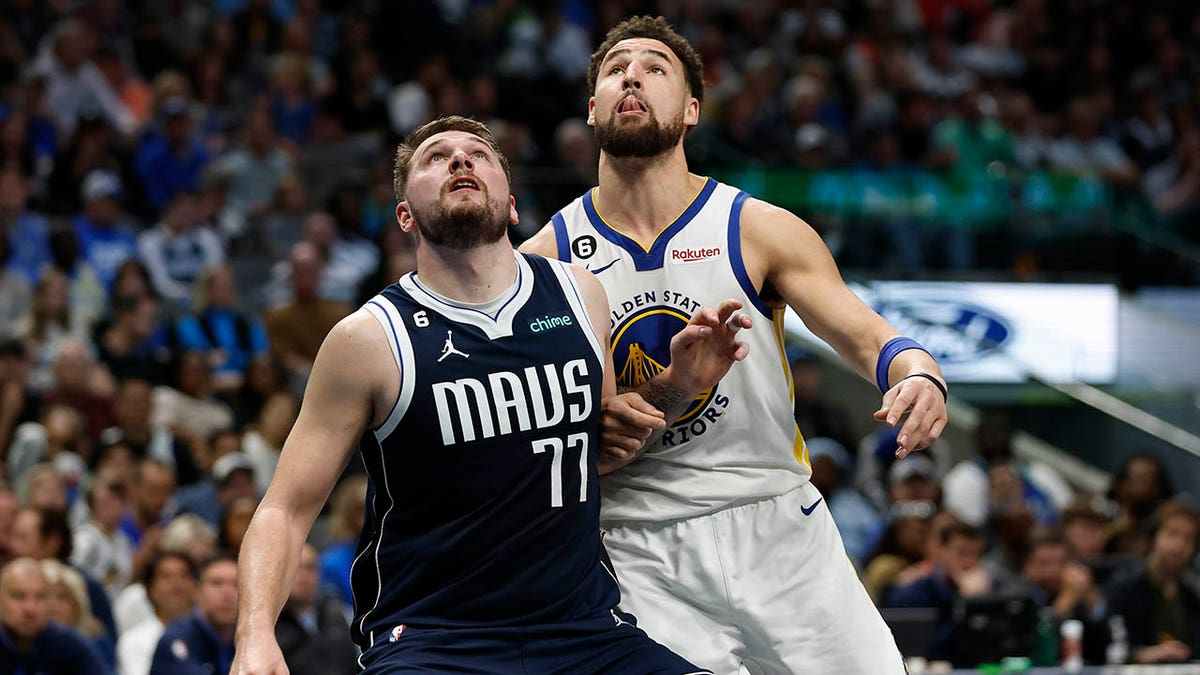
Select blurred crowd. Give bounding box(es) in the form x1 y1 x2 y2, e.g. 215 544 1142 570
791 349 1200 667
0 0 1198 672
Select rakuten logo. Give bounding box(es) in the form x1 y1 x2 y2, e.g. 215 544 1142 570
670 247 722 264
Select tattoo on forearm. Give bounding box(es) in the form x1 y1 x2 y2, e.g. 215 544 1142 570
639 379 690 418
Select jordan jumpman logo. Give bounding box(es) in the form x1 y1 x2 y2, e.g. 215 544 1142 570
438 330 470 362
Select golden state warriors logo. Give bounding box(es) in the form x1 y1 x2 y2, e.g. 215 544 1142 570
612 307 715 423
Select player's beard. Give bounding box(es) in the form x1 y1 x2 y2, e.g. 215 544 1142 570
410 191 510 250
595 106 685 158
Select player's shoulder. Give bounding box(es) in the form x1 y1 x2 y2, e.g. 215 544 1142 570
323 306 393 357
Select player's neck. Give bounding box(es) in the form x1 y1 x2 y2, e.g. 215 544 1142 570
596 148 705 240
414 240 517 304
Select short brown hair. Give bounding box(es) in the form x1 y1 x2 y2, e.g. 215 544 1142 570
1153 497 1200 539
392 115 511 201
588 16 705 106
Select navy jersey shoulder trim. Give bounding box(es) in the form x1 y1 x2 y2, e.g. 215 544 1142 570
581 177 717 271
727 191 773 318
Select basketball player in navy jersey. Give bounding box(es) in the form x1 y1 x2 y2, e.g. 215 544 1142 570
230 115 745 675
521 16 950 675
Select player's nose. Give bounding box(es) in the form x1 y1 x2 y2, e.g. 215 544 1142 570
449 148 474 172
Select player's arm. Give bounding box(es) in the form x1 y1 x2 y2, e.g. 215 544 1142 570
231 311 390 675
743 199 947 457
519 222 560 258
568 266 666 475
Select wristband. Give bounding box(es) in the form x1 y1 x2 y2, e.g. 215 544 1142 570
875 337 931 393
902 373 947 402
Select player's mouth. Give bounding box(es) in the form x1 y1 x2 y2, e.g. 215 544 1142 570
447 175 481 193
617 94 649 116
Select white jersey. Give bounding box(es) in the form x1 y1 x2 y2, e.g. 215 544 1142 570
551 178 811 523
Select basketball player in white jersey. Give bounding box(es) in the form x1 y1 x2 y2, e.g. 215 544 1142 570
521 16 949 675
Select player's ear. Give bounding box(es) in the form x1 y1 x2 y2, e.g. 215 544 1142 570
396 201 416 233
587 97 596 126
509 195 519 225
684 95 700 127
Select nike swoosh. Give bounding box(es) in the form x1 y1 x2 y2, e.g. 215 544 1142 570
588 259 619 275
800 497 823 516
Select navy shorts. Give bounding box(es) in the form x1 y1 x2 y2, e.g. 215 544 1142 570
358 611 710 674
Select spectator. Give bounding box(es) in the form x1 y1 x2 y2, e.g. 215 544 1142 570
44 108 129 217
943 410 1071 529
1105 498 1200 664
134 97 212 212
35 19 137 138
0 339 38 453
217 495 257 553
70 477 133 596
41 338 116 447
242 391 297 493
268 54 317 144
117 552 198 675
0 487 17 567
789 348 853 452
260 172 308 260
40 558 115 668
0 168 51 286
211 108 293 220
0 557 110 674
71 169 138 291
1142 127 1200 224
114 514 213 636
276 543 356 675
176 451 257 530
117 459 177 559
227 353 286 429
100 380 198 483
108 259 154 308
1123 81 1175 171
887 455 943 505
175 265 269 393
862 502 935 602
318 475 367 607
95 294 174 385
17 464 68 513
1016 531 1108 663
93 46 152 130
8 507 117 637
887 522 993 663
137 190 224 310
322 48 391 137
1060 498 1112 560
1047 96 1140 188
0 235 33 335
807 437 884 568
262 242 351 389
150 552 238 675
6 405 86 490
1106 453 1175 557
151 350 236 444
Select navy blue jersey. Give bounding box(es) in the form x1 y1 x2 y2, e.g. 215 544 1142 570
350 252 620 651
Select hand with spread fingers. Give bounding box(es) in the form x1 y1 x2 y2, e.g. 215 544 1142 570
873 373 949 459
660 298 752 394
598 299 751 474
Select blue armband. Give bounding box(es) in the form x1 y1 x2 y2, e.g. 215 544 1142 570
875 337 931 393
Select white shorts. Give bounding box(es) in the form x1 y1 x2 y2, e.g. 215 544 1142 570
604 481 906 675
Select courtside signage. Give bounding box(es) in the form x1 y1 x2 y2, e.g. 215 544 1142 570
785 282 1118 383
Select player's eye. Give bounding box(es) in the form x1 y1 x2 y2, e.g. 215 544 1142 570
650 66 665 74
473 151 488 160
609 65 624 75
429 154 445 162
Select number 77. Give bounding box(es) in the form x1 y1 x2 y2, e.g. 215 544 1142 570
531 433 589 508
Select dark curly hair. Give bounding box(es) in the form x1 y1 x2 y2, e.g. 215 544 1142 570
588 15 705 106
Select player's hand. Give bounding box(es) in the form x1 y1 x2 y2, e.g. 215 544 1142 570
662 299 751 394
230 635 289 675
600 392 665 460
873 374 948 459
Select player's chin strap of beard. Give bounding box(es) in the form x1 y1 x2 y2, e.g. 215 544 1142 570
875 337 947 401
